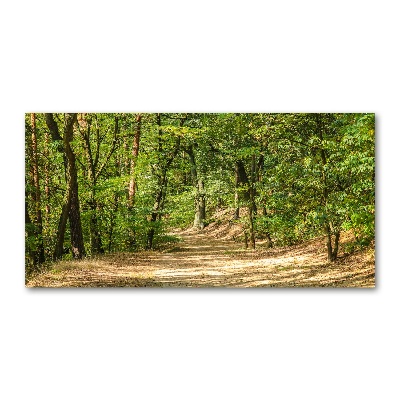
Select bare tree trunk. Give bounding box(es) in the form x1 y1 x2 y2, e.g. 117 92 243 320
146 114 181 249
64 113 85 259
332 231 340 260
235 159 256 249
317 114 339 262
195 178 206 229
77 113 105 255
108 193 119 252
44 128 51 218
53 200 71 260
248 154 256 250
146 170 167 249
262 206 273 248
45 113 70 259
186 145 206 230
25 186 36 266
324 223 334 261
234 164 240 219
128 114 142 208
30 113 45 263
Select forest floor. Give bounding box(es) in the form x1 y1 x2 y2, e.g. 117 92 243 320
26 217 375 288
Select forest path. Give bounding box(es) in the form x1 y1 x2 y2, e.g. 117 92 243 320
26 228 374 287
152 229 374 287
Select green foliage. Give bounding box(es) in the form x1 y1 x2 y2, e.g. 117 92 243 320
25 112 375 267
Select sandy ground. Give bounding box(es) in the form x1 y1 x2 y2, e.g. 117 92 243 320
26 229 375 288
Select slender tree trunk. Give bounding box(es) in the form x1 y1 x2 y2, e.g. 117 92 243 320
44 129 51 218
146 171 167 249
146 114 181 249
125 114 142 248
317 114 339 261
30 113 45 263
78 113 105 255
88 198 104 254
45 113 70 259
128 114 142 208
259 153 272 247
186 145 206 230
25 187 36 266
262 206 273 248
108 193 119 252
324 223 334 261
248 154 256 249
195 178 206 229
46 113 87 259
146 113 163 249
234 164 240 219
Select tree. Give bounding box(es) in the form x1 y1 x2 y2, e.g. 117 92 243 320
45 113 85 259
146 113 182 249
27 113 45 263
26 112 374 268
184 143 206 229
128 113 142 209
77 113 119 254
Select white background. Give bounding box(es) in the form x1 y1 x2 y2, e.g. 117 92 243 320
1 1 399 399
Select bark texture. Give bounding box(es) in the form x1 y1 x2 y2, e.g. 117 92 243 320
64 113 86 259
30 113 45 263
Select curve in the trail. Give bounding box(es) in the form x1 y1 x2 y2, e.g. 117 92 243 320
26 229 374 287
150 230 374 288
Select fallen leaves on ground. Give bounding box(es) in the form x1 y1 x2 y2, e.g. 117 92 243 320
26 229 374 288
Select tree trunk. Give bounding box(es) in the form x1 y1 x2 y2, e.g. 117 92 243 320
248 154 256 250
186 145 206 230
108 193 119 252
262 206 273 248
89 198 104 254
53 200 71 260
236 160 250 201
77 113 105 255
316 114 339 262
44 128 51 218
333 231 340 260
235 159 256 249
193 178 206 229
234 164 240 219
25 187 36 266
146 114 181 249
324 223 334 262
45 113 69 259
64 113 86 259
30 113 45 263
146 171 167 249
125 114 142 248
128 114 142 208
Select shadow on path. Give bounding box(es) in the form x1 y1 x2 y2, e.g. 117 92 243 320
26 229 375 288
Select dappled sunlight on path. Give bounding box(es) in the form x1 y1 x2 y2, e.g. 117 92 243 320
26 229 375 288
149 229 374 287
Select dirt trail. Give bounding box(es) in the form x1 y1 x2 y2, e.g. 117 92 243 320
26 229 375 288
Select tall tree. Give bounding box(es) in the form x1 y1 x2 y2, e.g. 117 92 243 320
128 113 142 208
45 113 85 259
29 113 45 263
77 113 119 254
146 113 183 248
184 144 206 230
64 113 86 258
26 112 374 267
